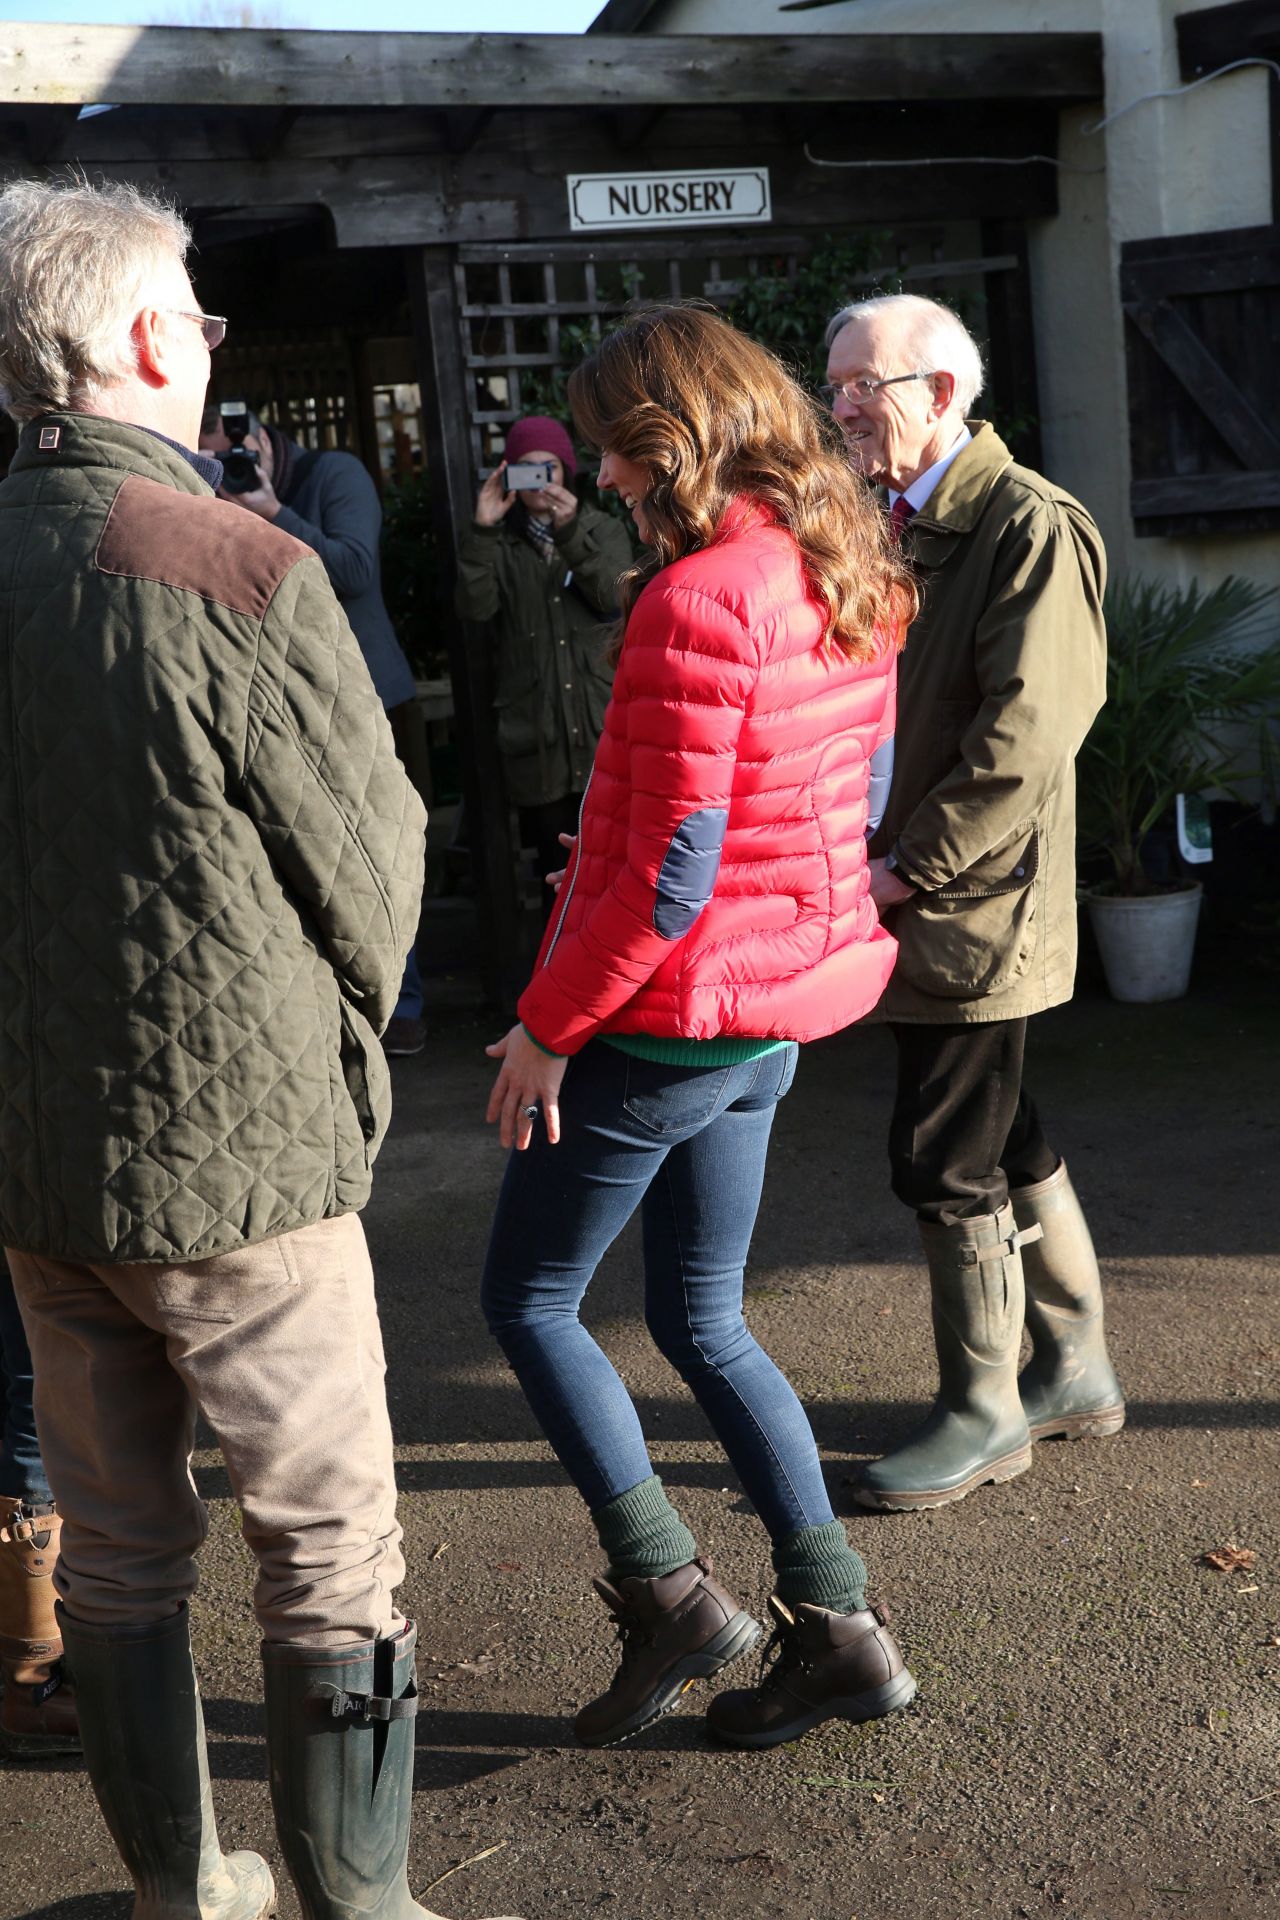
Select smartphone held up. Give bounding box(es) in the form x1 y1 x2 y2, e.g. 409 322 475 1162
506 460 556 492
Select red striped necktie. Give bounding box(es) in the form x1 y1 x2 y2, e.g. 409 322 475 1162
889 496 917 545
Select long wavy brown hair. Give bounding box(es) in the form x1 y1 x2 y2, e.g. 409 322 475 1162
567 303 916 662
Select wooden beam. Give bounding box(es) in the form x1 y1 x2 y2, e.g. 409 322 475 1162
0 24 1104 110
5 103 77 164
612 108 665 152
0 133 1058 246
1132 471 1280 516
439 107 494 157
1120 225 1280 302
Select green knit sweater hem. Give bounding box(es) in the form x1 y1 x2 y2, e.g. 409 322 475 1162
602 1033 786 1067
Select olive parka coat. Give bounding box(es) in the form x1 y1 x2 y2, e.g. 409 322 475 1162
454 500 632 809
867 421 1107 1023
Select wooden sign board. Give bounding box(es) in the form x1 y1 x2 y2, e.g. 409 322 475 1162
567 168 772 232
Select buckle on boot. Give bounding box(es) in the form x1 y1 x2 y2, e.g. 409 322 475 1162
963 1223 1044 1266
315 1681 419 1724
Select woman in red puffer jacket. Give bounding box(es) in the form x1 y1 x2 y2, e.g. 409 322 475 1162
481 305 918 1753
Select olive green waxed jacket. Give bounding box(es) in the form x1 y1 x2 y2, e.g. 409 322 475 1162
868 422 1107 1023
0 414 426 1262
455 503 630 808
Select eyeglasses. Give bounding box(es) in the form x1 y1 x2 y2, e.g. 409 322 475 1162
165 310 228 351
819 372 931 407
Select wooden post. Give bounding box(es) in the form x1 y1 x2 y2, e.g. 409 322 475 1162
980 218 1043 473
405 243 527 1010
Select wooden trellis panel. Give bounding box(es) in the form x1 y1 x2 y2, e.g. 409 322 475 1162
206 328 361 456
454 228 1016 482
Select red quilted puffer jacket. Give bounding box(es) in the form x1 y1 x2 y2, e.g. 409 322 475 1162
518 497 899 1055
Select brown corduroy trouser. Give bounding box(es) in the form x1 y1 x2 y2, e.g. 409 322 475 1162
7 1212 405 1646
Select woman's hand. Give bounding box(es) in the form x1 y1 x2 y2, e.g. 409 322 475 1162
546 831 578 895
543 482 579 529
485 1025 567 1150
867 856 917 912
475 464 515 528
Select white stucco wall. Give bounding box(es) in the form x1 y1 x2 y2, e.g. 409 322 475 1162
643 0 1279 603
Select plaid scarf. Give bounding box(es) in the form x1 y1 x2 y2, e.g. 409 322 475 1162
524 514 557 565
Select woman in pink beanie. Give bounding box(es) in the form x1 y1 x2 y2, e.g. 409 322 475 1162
455 414 632 915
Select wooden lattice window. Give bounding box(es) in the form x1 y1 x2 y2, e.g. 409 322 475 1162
454 228 1010 483
207 328 360 456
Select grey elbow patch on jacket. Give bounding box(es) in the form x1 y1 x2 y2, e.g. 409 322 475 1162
653 807 728 939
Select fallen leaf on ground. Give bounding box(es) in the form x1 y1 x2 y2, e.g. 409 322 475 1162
1203 1545 1257 1573
495 1560 522 1571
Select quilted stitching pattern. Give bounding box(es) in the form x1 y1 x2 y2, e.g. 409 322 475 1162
0 416 426 1263
518 502 898 1055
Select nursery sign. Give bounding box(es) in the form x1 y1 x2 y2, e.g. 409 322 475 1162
566 168 772 232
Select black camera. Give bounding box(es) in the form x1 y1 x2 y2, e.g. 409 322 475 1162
218 401 260 495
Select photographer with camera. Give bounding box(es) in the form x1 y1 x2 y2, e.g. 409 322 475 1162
455 415 631 917
200 402 428 1054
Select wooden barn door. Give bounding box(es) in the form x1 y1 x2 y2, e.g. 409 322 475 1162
1121 225 1280 537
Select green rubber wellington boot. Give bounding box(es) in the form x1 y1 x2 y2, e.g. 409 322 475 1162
262 1623 524 1920
855 1203 1039 1511
1013 1160 1126 1441
57 1604 276 1919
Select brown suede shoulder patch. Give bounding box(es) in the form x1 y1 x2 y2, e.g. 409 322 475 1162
94 473 311 619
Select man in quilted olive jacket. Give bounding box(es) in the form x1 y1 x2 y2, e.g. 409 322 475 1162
0 180 512 1920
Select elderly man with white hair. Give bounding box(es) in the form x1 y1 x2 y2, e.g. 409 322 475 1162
822 293 1125 1512
0 177 520 1920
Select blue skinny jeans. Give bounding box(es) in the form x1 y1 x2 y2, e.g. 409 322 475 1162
0 1254 52 1504
481 1040 836 1543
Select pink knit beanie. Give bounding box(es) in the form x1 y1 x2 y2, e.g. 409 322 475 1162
503 414 577 477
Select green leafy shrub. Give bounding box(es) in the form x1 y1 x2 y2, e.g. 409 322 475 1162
1079 574 1280 895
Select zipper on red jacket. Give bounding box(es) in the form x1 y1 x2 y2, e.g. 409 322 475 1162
540 768 593 969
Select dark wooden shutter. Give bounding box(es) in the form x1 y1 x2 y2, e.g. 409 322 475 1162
1121 225 1280 537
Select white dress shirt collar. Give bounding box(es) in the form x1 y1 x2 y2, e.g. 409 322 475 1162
888 425 973 515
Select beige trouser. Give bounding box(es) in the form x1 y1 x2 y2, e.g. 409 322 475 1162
7 1212 405 1646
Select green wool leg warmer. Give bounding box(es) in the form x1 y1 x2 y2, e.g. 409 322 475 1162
593 1475 699 1582
772 1521 867 1615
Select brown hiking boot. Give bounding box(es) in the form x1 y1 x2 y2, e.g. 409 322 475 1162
706 1594 917 1749
574 1557 761 1748
0 1496 79 1757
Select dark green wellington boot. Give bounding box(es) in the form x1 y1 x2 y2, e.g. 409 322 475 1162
262 1623 524 1920
1013 1160 1126 1441
57 1604 276 1920
855 1204 1041 1511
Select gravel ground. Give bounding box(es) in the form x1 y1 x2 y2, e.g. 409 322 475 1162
3 921 1278 1920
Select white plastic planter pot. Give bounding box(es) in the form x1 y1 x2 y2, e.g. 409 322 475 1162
1084 884 1203 1003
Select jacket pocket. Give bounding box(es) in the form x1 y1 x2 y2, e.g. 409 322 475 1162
494 664 557 758
892 826 1040 998
337 996 391 1158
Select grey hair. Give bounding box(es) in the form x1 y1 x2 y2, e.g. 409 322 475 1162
0 177 192 422
824 292 985 414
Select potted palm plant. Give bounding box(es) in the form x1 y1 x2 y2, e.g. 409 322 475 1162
1077 574 1280 1001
